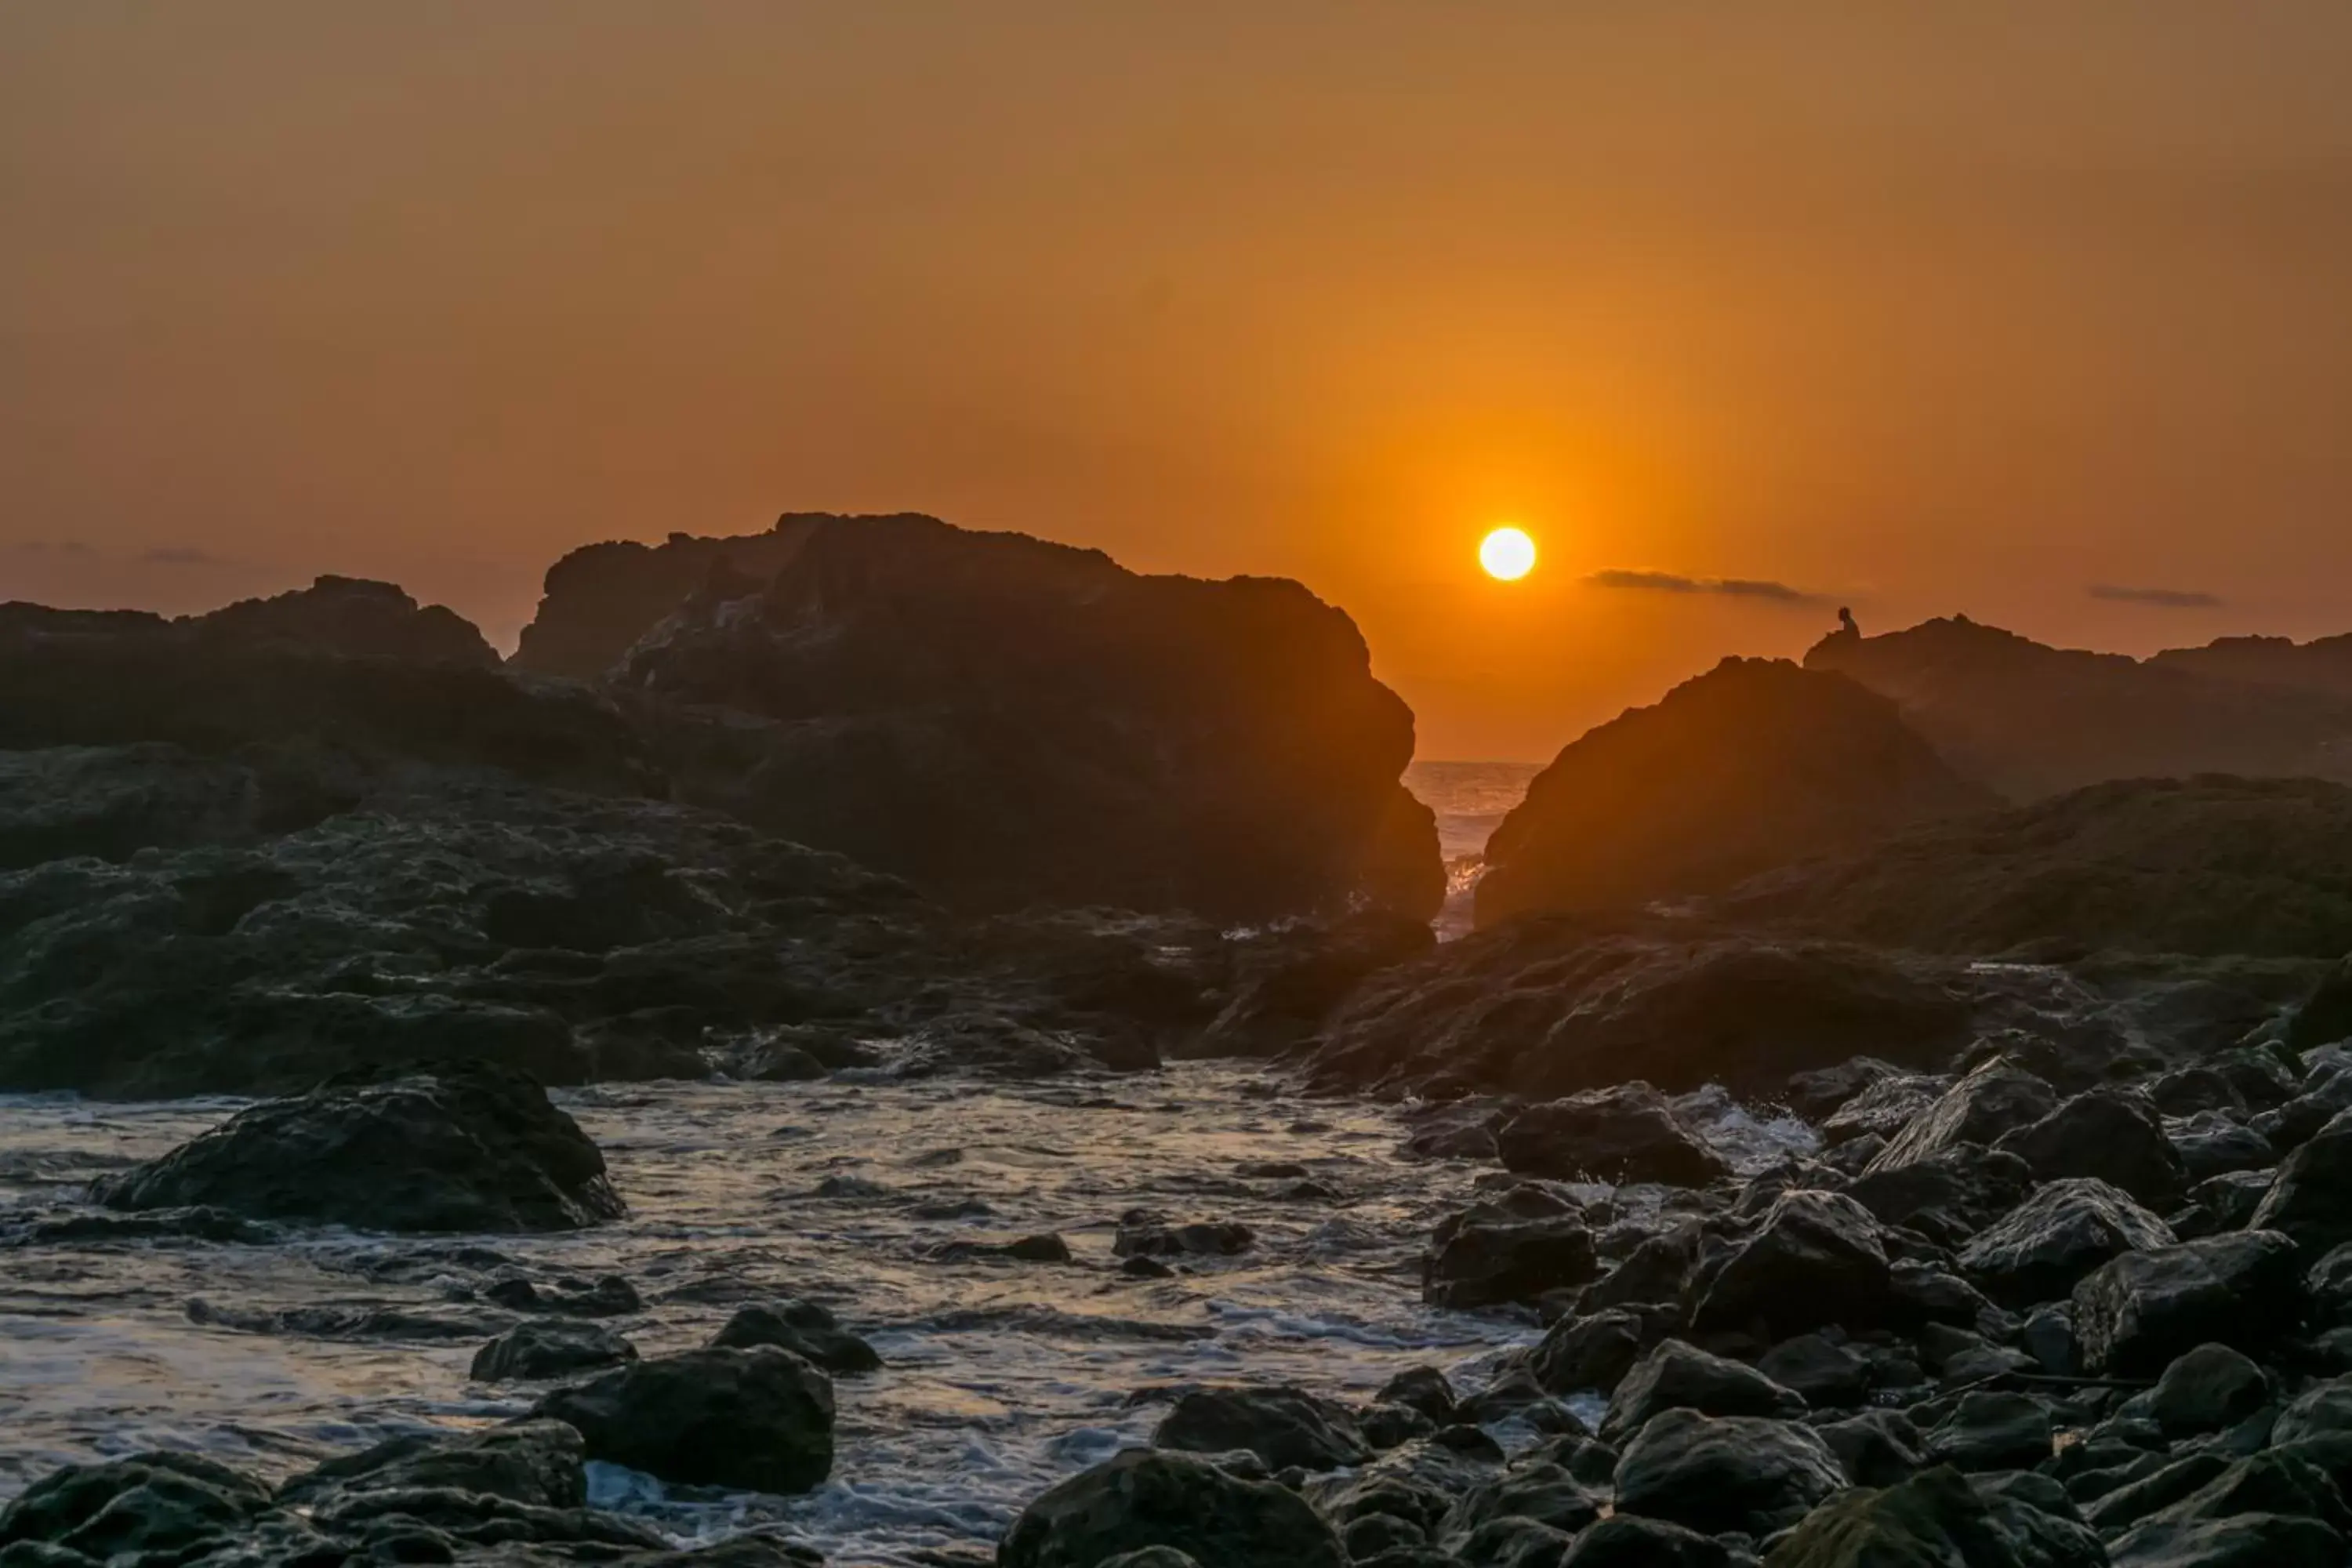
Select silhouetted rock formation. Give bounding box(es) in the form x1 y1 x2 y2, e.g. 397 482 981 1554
2152 631 2352 701
1806 614 2352 797
0 579 652 800
1475 658 1994 927
557 513 1439 920
1722 775 2352 958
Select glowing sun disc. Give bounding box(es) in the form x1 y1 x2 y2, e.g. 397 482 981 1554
1479 527 1537 580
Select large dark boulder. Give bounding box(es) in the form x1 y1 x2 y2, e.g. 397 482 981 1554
1612 1410 1844 1536
1863 1058 2059 1178
1421 1209 1597 1310
2249 1109 2352 1250
1308 920 1975 1100
0 1454 271 1562
1689 1189 1896 1340
2070 1230 2304 1376
1497 1084 1730 1188
997 1447 1344 1568
536 513 1438 921
1599 1339 1806 1446
1152 1388 1369 1473
92 1062 624 1233
1474 656 1993 927
1994 1088 2187 1210
532 1346 834 1494
1956 1178 2176 1307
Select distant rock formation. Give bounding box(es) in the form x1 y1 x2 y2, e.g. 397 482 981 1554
0 576 646 797
1806 615 2352 798
1474 658 1994 927
2150 631 2352 701
524 512 1441 920
1720 774 2352 959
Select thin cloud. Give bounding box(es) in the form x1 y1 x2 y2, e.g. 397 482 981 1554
1587 569 1824 604
9 539 96 556
142 546 233 567
2089 584 2224 609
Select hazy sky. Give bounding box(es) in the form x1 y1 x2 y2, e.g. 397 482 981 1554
6 4 2351 757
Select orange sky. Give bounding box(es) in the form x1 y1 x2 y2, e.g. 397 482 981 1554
5 4 2351 759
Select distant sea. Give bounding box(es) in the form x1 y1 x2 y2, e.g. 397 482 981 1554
1403 759 1544 937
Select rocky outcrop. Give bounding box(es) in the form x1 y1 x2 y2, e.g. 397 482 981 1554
93 1062 625 1233
521 513 1439 921
0 775 1245 1094
1806 613 2352 797
0 584 650 800
1475 657 1992 927
2151 630 2352 701
1307 919 1976 1100
1722 775 2352 959
533 1346 835 1494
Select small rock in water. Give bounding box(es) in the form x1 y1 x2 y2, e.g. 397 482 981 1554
470 1321 639 1382
710 1301 883 1374
1113 1213 1254 1258
532 1346 836 1494
484 1272 642 1316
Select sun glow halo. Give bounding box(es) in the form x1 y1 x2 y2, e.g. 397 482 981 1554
1479 527 1537 581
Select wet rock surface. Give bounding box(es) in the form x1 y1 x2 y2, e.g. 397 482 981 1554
93 1062 626 1234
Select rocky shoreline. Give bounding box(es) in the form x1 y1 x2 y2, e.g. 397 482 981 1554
8 514 2352 1566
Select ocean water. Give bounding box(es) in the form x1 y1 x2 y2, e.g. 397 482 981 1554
0 1065 1813 1565
1403 760 1544 938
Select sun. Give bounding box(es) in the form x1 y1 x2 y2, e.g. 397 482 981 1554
1479 526 1537 581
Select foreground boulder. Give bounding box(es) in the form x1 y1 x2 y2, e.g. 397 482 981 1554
1475 655 1993 927
533 1346 834 1494
1956 1178 2176 1307
1152 1387 1369 1473
1497 1083 1730 1187
2249 1109 2352 1250
93 1062 624 1233
2071 1230 2303 1375
1992 1087 2187 1210
1613 1409 1846 1536
996 1447 1344 1568
1762 1464 2100 1568
0 1452 271 1561
1690 1189 1896 1340
1599 1340 1806 1445
542 512 1440 922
